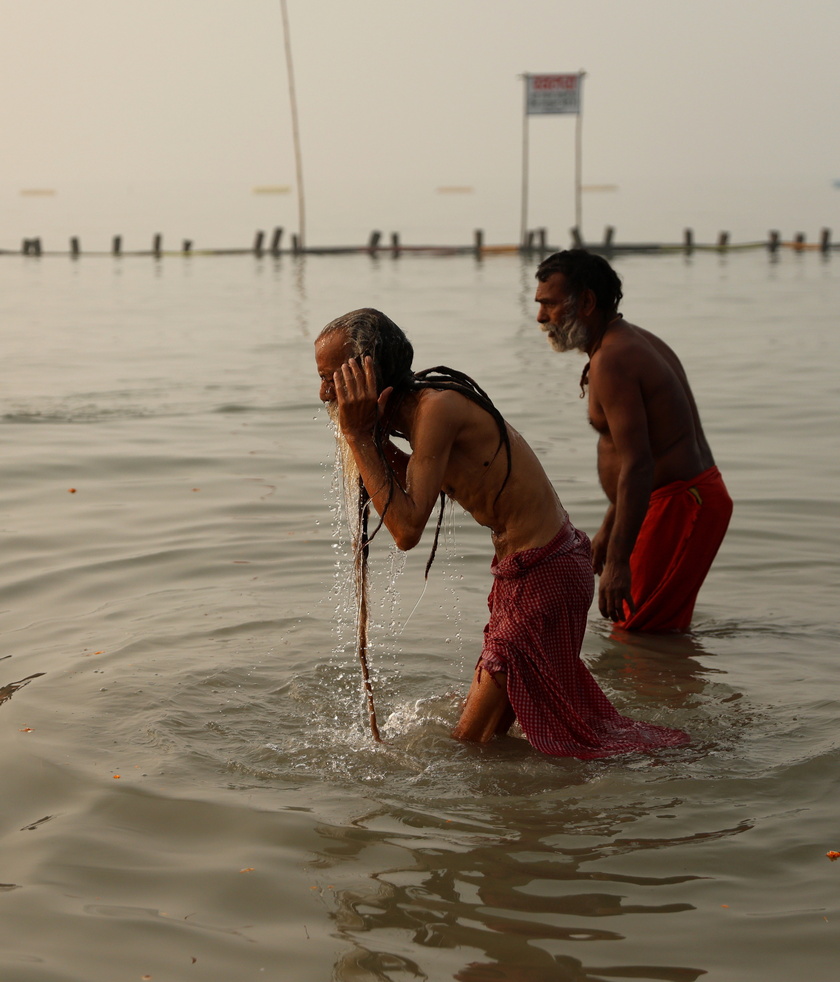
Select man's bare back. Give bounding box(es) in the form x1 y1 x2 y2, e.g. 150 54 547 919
587 320 714 504
317 339 566 560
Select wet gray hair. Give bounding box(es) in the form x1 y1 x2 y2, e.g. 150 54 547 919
318 308 415 395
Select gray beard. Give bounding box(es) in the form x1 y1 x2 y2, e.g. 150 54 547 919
327 402 364 543
547 314 591 353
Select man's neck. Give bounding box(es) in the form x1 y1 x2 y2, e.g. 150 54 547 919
386 388 421 440
585 312 623 356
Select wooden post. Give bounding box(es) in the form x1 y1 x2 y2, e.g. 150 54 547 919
603 225 615 248
70 237 80 257
21 239 30 255
717 231 729 251
522 230 534 253
820 228 831 253
538 227 547 252
768 230 780 254
684 228 694 254
571 226 583 248
367 230 381 253
253 230 265 256
291 233 301 254
153 233 162 257
182 240 192 254
270 227 283 255
794 233 805 252
390 232 400 256
34 238 42 256
474 229 484 256
112 235 122 256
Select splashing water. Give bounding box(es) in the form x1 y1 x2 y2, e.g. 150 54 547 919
326 403 383 741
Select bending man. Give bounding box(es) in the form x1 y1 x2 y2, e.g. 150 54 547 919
316 307 688 757
535 249 733 632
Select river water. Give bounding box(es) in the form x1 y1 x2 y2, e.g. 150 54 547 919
0 247 837 981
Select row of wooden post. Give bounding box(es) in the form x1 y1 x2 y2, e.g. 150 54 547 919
564 226 833 255
16 225 835 257
20 227 297 257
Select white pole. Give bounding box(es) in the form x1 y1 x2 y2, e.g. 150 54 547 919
520 74 530 248
574 72 586 236
280 0 306 250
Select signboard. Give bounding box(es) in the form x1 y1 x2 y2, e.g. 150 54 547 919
526 74 581 115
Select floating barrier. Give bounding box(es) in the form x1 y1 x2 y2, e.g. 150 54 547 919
3 225 835 258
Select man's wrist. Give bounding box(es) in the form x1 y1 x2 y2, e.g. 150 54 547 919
345 431 375 449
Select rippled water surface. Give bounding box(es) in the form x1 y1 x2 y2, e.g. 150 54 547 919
0 250 838 981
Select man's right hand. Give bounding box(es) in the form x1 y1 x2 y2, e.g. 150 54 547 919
598 559 636 623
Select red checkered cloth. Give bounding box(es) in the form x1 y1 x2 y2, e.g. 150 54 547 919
480 520 690 758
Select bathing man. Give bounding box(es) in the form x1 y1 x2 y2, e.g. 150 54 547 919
316 308 688 757
535 250 733 632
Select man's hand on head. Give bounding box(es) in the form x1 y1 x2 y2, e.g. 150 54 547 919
334 356 378 441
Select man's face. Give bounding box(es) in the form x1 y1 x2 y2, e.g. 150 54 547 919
315 331 354 403
535 273 590 352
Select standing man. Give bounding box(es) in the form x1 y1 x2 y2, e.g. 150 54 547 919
535 250 732 632
316 307 688 756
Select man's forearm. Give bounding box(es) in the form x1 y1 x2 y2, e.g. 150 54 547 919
606 466 652 565
345 433 428 551
346 433 396 515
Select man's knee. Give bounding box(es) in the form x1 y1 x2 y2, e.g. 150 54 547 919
452 667 511 743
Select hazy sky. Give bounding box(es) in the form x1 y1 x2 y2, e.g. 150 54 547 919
3 0 839 244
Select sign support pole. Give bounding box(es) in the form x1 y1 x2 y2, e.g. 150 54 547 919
519 72 586 247
520 74 530 248
574 72 586 235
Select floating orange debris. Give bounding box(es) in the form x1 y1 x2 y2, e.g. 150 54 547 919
239 867 255 873
68 488 77 493
826 851 840 861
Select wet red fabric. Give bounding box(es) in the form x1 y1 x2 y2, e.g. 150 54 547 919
616 466 733 633
480 521 690 759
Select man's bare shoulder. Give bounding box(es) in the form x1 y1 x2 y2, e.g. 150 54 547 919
413 386 475 423
589 324 644 379
408 386 497 451
591 322 677 380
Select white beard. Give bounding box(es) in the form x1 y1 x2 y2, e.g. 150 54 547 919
327 402 364 547
545 297 592 353
547 314 591 353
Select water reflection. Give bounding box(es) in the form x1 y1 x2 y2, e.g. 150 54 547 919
315 795 750 981
588 628 729 706
0 672 45 708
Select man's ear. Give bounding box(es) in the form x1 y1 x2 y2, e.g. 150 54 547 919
579 287 598 317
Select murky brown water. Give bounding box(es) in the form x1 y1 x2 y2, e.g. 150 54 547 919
0 250 837 980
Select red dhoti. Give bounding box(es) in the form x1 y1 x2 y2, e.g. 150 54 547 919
616 465 733 633
480 521 690 759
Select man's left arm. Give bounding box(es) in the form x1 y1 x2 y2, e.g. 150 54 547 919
590 357 654 621
334 356 456 552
